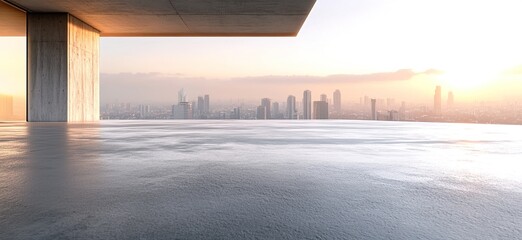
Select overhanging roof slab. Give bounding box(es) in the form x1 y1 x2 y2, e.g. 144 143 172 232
3 0 316 37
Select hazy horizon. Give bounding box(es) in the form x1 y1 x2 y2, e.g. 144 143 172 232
99 68 522 105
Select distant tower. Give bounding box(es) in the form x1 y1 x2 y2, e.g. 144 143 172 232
287 95 297 119
272 102 279 119
139 104 150 118
261 98 271 119
303 90 312 120
320 94 328 102
197 96 204 117
178 88 186 103
256 106 267 120
172 102 193 119
333 89 341 113
313 101 329 119
371 98 377 120
389 111 399 121
434 86 442 115
447 91 454 109
399 101 406 120
204 94 210 114
232 107 241 119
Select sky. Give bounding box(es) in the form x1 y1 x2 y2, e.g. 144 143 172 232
2 0 522 106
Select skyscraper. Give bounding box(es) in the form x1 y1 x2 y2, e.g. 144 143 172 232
434 86 442 115
197 96 204 117
313 101 328 119
333 89 341 113
172 102 193 119
178 88 186 103
204 94 210 114
320 94 328 102
272 102 279 119
139 104 150 118
287 95 296 119
399 101 407 120
447 91 454 109
232 107 241 119
303 90 312 120
389 110 399 121
261 98 271 119
256 106 267 120
371 98 377 120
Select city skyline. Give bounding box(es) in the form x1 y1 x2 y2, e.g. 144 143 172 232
100 87 522 125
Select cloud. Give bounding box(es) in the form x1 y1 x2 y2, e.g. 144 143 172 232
228 69 441 85
100 69 441 104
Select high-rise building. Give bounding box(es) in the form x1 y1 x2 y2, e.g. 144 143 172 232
0 94 14 119
261 98 271 119
138 105 150 118
197 96 205 116
287 95 297 119
313 101 328 119
232 107 241 119
399 101 407 120
434 86 442 115
204 94 210 114
371 98 377 120
389 110 399 121
272 102 279 119
172 102 193 119
333 89 341 113
178 88 186 103
303 90 312 120
256 106 267 120
320 94 328 102
448 91 454 108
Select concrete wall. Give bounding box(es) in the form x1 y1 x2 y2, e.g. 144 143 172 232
27 13 69 122
27 13 99 122
67 15 99 121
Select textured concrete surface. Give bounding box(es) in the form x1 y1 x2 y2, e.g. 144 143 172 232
5 0 316 36
1 121 522 239
27 13 69 122
27 13 99 122
67 15 100 122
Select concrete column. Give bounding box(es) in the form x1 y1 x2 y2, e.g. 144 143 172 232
27 13 99 122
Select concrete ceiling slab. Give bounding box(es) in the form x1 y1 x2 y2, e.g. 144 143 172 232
2 0 316 37
81 15 188 36
183 15 308 35
173 0 316 15
0 1 25 36
8 0 176 14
